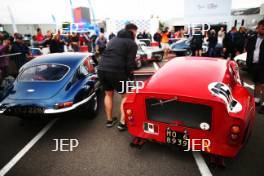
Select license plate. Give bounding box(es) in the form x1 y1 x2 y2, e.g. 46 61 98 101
9 106 44 114
166 128 189 148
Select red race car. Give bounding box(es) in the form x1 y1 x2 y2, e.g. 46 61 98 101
124 57 255 161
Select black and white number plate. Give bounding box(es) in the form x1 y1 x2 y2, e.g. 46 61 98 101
166 128 189 148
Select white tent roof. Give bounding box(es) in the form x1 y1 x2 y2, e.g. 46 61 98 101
0 0 263 24
0 0 73 24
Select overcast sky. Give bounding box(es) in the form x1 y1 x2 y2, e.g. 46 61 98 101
0 0 263 24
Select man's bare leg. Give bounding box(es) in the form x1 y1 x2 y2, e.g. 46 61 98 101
195 50 201 56
198 50 202 57
195 50 198 56
120 93 128 124
104 91 114 121
116 93 129 131
164 48 169 60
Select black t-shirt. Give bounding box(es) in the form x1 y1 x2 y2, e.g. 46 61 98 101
49 39 64 53
71 36 79 43
98 29 137 74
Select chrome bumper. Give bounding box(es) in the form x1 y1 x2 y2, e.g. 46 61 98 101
0 93 95 115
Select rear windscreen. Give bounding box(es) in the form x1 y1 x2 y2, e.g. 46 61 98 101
19 64 69 82
146 98 212 130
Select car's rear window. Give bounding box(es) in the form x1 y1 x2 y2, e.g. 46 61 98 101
146 98 212 130
19 64 69 82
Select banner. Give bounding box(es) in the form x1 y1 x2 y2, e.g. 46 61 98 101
184 0 232 23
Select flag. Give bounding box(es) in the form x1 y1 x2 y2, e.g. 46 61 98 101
144 122 159 134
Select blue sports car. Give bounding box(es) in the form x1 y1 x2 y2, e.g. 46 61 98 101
0 53 100 118
170 38 193 56
170 38 223 56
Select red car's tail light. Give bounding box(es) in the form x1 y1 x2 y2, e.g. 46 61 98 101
231 125 241 134
128 116 133 121
64 102 73 107
54 101 73 109
229 125 241 143
125 109 135 125
230 134 239 140
126 109 133 116
203 139 211 153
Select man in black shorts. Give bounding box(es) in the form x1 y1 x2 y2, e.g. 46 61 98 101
246 19 264 114
97 23 138 130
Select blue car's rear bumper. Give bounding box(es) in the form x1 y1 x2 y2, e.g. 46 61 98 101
0 93 95 115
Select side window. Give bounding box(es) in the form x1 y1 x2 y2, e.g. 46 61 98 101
74 57 95 82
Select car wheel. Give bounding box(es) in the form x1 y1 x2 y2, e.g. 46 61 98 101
186 49 192 56
136 59 142 68
86 93 99 118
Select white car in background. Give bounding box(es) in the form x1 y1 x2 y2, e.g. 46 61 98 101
234 52 247 71
135 41 164 68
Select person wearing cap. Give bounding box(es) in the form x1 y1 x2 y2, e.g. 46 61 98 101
97 23 138 131
246 19 264 114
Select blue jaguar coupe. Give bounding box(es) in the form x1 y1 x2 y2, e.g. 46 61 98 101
0 53 100 118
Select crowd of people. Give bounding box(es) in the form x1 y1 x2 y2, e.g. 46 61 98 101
0 28 113 78
30 28 103 53
246 19 264 114
0 24 254 65
150 25 254 58
0 32 30 78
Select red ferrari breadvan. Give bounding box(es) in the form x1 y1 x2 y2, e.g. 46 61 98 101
124 57 255 159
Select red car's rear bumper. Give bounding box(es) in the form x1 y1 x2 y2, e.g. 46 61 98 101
127 121 243 158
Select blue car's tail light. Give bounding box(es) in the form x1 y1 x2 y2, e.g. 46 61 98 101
54 102 73 109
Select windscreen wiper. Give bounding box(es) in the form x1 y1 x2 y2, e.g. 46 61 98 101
151 98 177 107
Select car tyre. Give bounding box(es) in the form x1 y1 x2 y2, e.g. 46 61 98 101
86 93 99 118
186 49 192 56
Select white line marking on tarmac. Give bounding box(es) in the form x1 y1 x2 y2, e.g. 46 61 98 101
243 82 254 90
192 152 213 176
0 118 58 176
